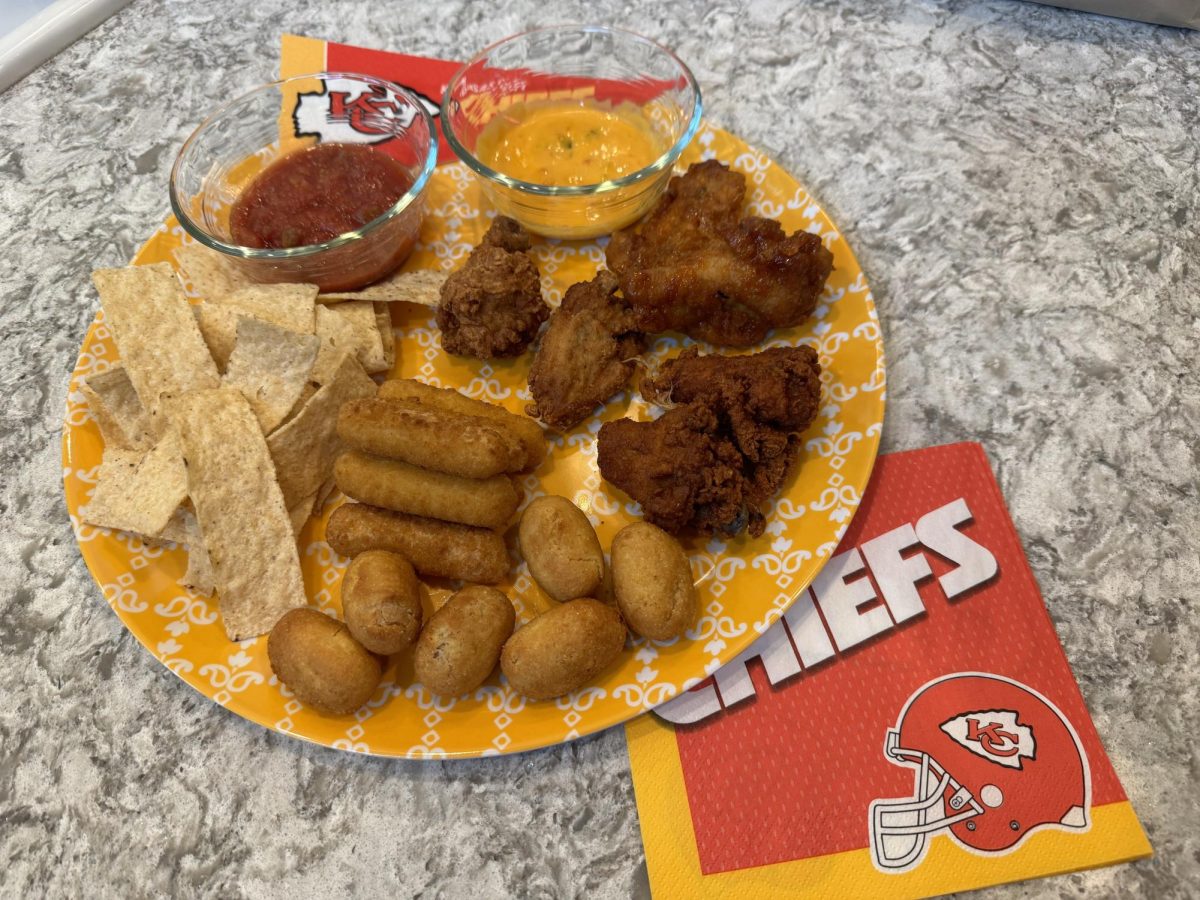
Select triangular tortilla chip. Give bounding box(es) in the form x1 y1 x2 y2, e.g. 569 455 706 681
183 540 217 597
171 388 305 640
194 303 240 371
92 264 220 422
267 352 377 511
314 476 338 513
210 283 317 333
158 505 216 596
79 429 188 539
195 284 318 372
223 318 321 434
375 302 396 370
313 302 388 375
157 504 193 546
80 366 153 451
288 491 317 537
317 268 445 305
308 350 339 389
174 243 256 300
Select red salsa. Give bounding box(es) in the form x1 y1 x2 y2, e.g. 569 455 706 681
230 143 415 249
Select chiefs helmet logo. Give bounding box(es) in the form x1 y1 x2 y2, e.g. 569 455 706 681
869 673 1091 874
940 710 1036 769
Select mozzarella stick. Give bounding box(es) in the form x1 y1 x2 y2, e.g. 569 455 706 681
327 503 509 583
337 397 524 478
377 379 546 471
335 450 520 530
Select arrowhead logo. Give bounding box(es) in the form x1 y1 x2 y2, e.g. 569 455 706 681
940 709 1035 769
293 77 438 145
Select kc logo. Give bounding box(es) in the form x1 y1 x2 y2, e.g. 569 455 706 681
293 76 438 145
967 719 1019 756
328 84 405 135
940 709 1036 769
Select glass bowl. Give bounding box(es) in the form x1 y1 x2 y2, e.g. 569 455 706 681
442 26 701 240
170 72 437 293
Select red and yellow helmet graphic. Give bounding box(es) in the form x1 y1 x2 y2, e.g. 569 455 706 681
870 672 1091 872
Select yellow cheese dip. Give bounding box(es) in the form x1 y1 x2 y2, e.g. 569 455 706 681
477 100 665 187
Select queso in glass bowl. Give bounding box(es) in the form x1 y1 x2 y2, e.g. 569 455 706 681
170 72 437 292
442 25 702 240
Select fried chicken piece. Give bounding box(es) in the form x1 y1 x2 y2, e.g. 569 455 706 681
598 346 822 538
526 271 646 430
478 215 531 252
606 161 834 346
436 217 549 357
643 344 823 435
598 405 749 535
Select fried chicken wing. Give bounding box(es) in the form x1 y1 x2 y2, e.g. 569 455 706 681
643 344 823 434
606 161 834 346
597 405 748 535
526 271 645 431
436 217 549 358
598 345 822 537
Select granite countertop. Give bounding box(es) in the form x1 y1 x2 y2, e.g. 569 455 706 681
1 1 1197 897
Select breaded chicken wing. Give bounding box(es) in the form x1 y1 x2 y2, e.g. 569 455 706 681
597 404 747 535
606 161 833 346
526 271 645 431
642 344 823 437
436 217 549 358
598 345 822 537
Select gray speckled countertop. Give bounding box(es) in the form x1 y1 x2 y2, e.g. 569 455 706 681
1 1 1197 897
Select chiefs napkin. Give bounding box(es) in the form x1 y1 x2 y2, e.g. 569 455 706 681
626 442 1150 899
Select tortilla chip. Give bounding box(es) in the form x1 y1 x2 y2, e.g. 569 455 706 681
290 381 318 414
375 302 396 370
223 318 321 434
174 243 256 300
183 541 217 597
80 366 153 450
193 303 239 371
314 302 388 375
92 264 220 421
79 429 188 538
307 349 339 389
157 505 215 596
195 284 318 372
170 388 305 640
267 352 377 511
157 503 193 545
288 492 316 537
315 476 338 513
210 283 317 334
317 268 446 305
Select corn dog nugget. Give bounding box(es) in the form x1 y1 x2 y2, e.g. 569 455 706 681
338 397 524 478
327 503 510 583
335 450 520 530
377 379 547 471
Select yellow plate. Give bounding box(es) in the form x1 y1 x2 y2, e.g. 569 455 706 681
62 126 885 758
